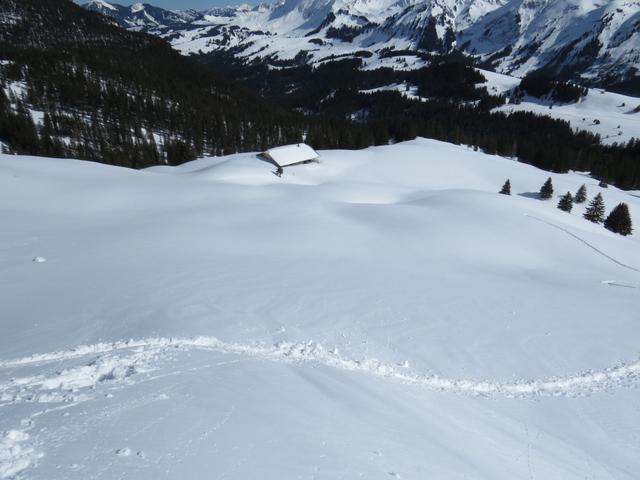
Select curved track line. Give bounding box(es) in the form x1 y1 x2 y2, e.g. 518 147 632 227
1 336 639 398
526 215 640 273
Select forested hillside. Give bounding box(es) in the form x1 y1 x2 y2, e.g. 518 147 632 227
200 52 640 190
0 0 638 189
0 0 318 166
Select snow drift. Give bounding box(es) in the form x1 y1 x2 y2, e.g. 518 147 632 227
1 138 639 479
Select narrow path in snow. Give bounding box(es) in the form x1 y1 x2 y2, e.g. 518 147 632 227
1 336 639 401
526 215 640 273
602 280 637 289
2 336 639 478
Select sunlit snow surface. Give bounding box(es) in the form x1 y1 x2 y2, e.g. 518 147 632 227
1 138 640 479
480 69 640 146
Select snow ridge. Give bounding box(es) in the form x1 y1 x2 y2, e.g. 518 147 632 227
1 336 639 400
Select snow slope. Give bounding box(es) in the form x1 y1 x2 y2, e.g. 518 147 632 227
359 70 640 144
1 139 640 478
480 69 640 145
459 0 640 86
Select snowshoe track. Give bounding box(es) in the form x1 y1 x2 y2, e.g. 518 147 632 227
2 336 638 477
1 336 639 400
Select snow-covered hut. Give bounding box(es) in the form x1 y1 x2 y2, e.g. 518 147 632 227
261 143 319 168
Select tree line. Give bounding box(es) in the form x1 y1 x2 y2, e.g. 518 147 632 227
0 0 638 192
199 51 640 190
499 178 633 236
0 0 319 167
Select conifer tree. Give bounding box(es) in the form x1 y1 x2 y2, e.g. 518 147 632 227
583 193 606 223
574 184 587 203
499 179 511 195
539 177 554 199
604 203 633 236
557 192 573 212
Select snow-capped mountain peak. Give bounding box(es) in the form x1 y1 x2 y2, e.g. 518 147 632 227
458 0 640 87
87 0 118 11
83 1 199 29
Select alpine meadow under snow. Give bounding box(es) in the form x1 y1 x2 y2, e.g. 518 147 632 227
1 138 640 479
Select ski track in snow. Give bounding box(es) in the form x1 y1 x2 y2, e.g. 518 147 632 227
526 215 640 274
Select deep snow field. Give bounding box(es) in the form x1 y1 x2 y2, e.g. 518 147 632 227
1 138 640 479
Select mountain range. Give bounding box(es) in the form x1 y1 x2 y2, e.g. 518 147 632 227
84 0 640 94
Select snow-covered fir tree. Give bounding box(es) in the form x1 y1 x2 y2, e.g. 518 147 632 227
557 192 573 212
539 177 554 200
574 184 587 203
583 193 606 223
604 203 633 236
499 179 511 195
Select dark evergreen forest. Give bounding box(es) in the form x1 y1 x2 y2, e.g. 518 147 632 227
0 0 358 166
198 52 640 190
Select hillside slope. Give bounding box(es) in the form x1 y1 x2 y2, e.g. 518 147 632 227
0 0 309 167
479 69 640 145
460 0 640 93
1 139 639 478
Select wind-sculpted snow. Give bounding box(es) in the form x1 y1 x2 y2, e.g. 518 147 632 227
2 141 640 478
2 336 639 401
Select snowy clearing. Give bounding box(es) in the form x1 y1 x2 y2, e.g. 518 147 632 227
480 69 640 146
1 138 639 479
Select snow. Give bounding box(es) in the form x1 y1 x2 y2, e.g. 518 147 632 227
149 0 467 64
480 69 640 145
5 81 27 100
357 69 639 145
28 110 44 127
264 142 319 166
114 448 132 457
459 0 640 83
88 0 117 11
90 0 639 88
360 82 424 101
0 430 40 479
1 138 640 478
